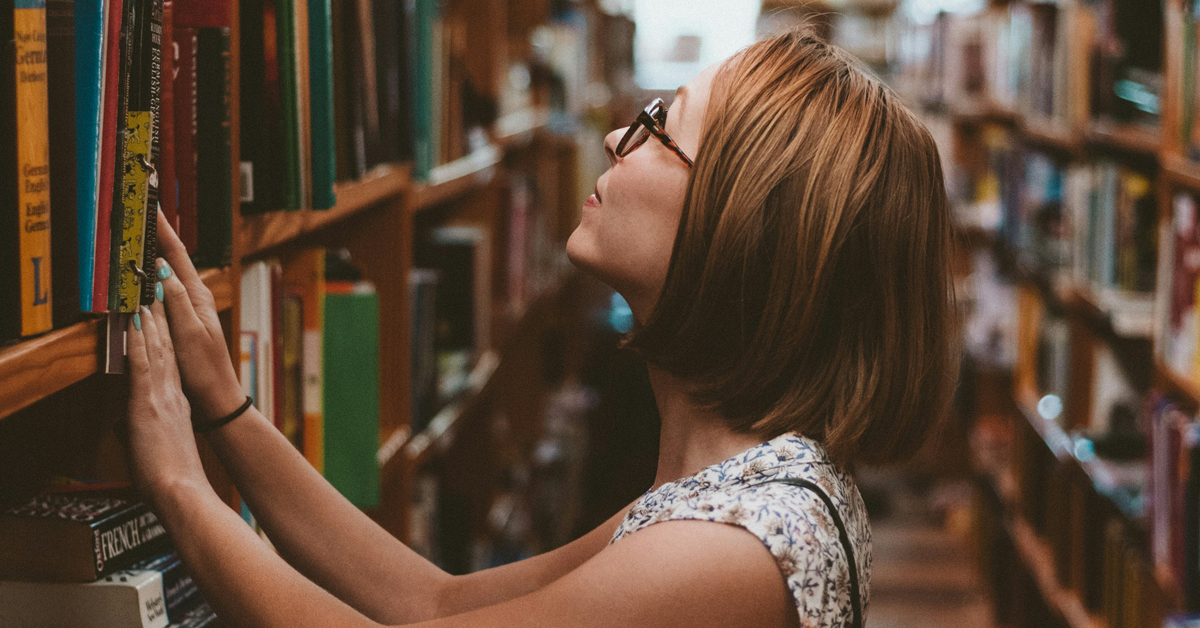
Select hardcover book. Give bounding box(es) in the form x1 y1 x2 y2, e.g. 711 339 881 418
46 0 81 327
0 487 171 582
1 0 54 339
0 568 170 628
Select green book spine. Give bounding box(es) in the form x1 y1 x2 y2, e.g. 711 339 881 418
307 0 334 209
322 284 380 509
412 0 432 180
275 0 300 209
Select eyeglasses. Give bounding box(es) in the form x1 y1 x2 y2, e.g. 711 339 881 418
615 98 693 168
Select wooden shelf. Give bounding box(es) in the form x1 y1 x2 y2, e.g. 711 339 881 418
0 266 233 421
948 99 1021 125
1161 152 1200 193
1010 516 1109 628
1155 359 1200 409
411 145 504 213
239 162 412 258
1086 120 1161 158
1021 119 1084 156
493 108 552 150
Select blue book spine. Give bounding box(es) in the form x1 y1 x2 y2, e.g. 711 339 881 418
307 0 335 209
74 0 106 311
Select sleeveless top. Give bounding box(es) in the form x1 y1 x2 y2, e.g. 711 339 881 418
608 432 872 628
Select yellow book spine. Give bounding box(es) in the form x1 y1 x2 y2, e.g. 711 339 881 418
115 112 152 312
15 0 52 335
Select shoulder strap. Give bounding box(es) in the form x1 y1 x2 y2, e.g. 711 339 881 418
761 477 863 628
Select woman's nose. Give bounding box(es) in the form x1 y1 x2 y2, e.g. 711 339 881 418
604 128 626 167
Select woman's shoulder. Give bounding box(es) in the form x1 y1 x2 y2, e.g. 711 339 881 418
611 433 872 627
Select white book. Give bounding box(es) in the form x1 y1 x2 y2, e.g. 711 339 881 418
240 261 276 423
0 569 168 628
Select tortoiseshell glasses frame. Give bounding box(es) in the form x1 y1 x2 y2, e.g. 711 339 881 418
615 97 694 168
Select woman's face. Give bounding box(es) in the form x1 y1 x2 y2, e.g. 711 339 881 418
566 61 720 321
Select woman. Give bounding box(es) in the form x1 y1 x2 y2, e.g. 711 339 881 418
126 29 956 628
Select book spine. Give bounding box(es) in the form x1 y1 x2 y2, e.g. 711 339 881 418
90 0 120 311
275 0 299 210
74 0 105 313
412 0 433 180
130 552 201 623
158 0 175 234
194 26 231 267
306 0 333 209
323 284 381 509
172 25 197 253
46 0 79 328
106 0 134 312
7 0 54 337
292 0 310 209
237 0 266 214
137 0 160 306
90 507 171 578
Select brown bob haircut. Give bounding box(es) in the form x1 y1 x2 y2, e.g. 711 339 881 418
624 29 959 466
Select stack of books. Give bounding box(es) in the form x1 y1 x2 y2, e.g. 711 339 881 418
0 483 221 627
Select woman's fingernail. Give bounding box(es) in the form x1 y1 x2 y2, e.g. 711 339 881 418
133 313 142 331
155 282 164 302
157 260 172 280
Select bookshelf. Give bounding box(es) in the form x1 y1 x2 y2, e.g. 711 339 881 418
0 0 635 586
894 0 1197 624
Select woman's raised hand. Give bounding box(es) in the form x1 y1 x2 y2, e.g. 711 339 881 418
125 302 208 504
153 208 245 422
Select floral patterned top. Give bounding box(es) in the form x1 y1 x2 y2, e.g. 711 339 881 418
609 432 871 628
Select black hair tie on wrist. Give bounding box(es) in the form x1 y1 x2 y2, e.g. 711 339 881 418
195 396 254 433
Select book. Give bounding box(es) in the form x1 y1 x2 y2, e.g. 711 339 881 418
240 260 276 424
157 0 175 235
128 552 201 624
112 0 161 312
72 0 107 312
172 24 197 254
0 568 170 627
194 25 231 267
92 0 122 311
306 0 333 208
0 486 171 582
408 268 437 433
281 248 324 470
46 0 80 328
323 277 380 509
1 0 54 340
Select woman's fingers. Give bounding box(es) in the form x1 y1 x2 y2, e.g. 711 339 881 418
150 284 183 387
139 306 164 371
156 258 208 340
155 208 210 311
127 310 150 383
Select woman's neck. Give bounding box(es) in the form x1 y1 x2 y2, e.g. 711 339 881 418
647 365 767 489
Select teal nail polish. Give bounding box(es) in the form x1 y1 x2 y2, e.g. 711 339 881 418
155 282 164 302
157 263 171 280
133 313 141 331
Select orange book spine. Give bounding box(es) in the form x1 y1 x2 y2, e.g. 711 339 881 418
15 0 53 335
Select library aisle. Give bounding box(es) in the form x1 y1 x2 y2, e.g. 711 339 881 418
6 0 1200 625
860 470 995 628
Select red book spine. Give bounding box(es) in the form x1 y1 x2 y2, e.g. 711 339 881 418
174 27 199 253
159 0 178 234
172 0 230 28
92 0 124 312
270 263 284 430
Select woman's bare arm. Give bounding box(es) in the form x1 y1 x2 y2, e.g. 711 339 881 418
153 209 635 622
202 403 634 622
